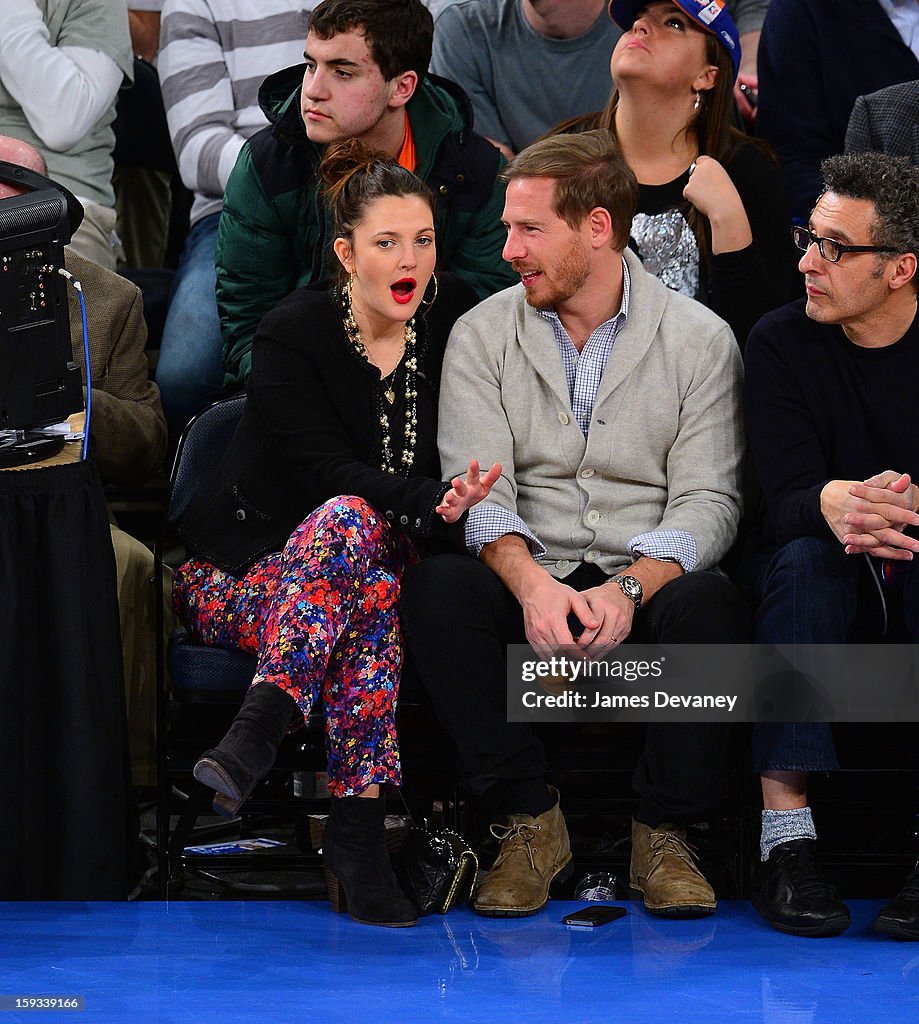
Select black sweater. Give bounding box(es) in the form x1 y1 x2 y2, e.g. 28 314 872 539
632 140 798 349
744 299 919 547
179 274 478 576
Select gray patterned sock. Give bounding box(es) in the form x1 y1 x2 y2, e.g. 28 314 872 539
760 807 817 861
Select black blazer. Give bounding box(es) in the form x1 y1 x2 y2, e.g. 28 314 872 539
757 0 919 221
845 80 919 164
179 273 478 576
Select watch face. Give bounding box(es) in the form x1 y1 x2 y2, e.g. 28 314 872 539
616 575 642 605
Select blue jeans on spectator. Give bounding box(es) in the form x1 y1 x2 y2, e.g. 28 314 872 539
749 536 919 772
155 213 229 432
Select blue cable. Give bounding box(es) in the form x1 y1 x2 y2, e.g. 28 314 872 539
57 268 90 461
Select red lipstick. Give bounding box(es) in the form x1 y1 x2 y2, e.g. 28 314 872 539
390 277 417 305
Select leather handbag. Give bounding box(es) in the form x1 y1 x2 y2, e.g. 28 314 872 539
393 822 479 916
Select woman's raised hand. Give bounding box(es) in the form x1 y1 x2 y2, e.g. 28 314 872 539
435 459 502 523
682 155 753 254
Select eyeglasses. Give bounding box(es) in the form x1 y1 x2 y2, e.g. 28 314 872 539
792 225 898 263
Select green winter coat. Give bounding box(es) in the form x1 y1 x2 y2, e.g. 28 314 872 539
216 65 516 388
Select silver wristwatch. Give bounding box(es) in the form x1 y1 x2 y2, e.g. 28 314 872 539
609 573 643 611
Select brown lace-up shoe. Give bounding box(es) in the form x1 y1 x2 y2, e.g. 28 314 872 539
630 819 716 917
474 787 572 917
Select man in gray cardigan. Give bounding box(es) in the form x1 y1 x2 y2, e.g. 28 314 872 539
402 130 749 920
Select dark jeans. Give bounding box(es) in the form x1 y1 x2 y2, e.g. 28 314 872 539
749 536 919 772
400 555 751 828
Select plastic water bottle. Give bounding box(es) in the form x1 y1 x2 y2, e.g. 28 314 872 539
574 871 626 901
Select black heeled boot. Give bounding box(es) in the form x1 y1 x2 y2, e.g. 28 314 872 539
193 683 299 816
323 795 418 927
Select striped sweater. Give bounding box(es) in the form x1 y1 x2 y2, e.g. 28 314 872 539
158 0 313 226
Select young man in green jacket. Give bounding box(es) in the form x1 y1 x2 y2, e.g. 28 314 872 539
216 0 516 389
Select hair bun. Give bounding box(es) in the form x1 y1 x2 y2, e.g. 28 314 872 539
319 138 393 205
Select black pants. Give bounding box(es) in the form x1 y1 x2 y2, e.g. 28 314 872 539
401 555 751 827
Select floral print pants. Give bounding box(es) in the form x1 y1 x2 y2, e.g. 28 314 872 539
173 495 417 797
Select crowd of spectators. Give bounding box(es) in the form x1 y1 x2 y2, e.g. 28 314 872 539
3 0 919 927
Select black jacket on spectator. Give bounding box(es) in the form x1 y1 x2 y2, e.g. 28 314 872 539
179 273 477 576
757 0 919 222
845 81 919 164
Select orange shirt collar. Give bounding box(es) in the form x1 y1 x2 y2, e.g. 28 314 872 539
396 111 416 173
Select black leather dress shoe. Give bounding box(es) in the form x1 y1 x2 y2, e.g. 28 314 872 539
874 864 919 940
752 839 851 937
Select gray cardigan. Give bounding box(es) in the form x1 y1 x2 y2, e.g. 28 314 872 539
437 248 744 579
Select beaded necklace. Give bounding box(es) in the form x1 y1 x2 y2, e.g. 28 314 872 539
340 280 418 475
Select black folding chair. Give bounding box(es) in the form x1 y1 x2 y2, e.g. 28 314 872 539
154 397 327 896
153 396 459 896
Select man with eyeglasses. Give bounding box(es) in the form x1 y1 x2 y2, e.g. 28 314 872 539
743 151 919 939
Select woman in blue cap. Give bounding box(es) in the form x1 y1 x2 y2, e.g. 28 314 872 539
553 1 796 348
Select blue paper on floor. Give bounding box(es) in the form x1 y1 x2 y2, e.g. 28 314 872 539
183 837 286 855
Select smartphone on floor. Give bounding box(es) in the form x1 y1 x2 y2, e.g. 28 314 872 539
562 905 627 928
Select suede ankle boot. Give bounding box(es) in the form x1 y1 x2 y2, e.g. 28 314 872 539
323 795 418 927
473 786 572 917
193 682 299 816
630 819 717 917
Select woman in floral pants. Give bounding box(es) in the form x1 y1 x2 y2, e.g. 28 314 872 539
172 143 499 927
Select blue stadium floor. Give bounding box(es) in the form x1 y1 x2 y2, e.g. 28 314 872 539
2 900 917 1023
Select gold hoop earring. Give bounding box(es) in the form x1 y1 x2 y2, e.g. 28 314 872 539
420 272 438 309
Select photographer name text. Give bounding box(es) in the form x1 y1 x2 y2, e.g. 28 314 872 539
521 690 738 711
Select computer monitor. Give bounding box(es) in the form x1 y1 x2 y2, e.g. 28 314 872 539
0 162 83 430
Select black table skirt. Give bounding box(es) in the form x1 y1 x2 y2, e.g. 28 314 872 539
0 458 131 899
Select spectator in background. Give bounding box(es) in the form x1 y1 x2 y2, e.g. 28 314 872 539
127 0 162 62
155 1 312 431
430 1 622 161
757 0 919 224
553 1 796 348
429 1 769 162
846 80 919 165
0 134 169 789
731 0 769 126
217 0 516 393
0 0 134 270
114 2 173 270
424 0 457 16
